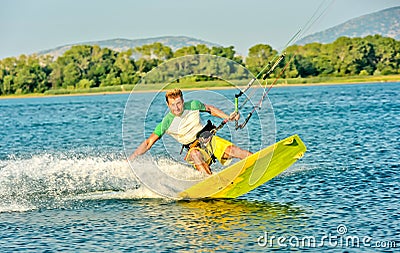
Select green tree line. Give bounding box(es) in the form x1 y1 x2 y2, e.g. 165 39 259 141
0 35 399 95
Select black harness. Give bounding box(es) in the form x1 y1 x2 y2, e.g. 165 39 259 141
180 120 218 165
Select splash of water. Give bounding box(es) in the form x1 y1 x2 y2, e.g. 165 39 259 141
0 154 204 212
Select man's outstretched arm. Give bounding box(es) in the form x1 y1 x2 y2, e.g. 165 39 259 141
128 133 160 161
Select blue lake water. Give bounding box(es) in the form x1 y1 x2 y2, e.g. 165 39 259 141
0 82 399 252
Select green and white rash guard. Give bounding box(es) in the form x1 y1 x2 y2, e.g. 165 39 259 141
153 100 207 145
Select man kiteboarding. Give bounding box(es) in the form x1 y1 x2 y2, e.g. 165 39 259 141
129 88 252 175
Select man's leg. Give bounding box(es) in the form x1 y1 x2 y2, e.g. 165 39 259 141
188 148 212 175
223 145 252 160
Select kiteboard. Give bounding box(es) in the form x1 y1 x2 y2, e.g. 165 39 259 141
178 134 306 199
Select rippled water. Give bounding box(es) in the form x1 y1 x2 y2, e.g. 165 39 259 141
0 83 399 252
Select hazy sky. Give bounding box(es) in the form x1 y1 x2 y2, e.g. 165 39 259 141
1 0 399 59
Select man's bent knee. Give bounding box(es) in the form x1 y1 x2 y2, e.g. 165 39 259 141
224 145 252 160
187 148 212 175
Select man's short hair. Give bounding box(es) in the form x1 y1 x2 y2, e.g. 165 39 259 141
165 89 183 104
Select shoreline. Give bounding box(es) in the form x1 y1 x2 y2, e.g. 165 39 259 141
1 79 399 100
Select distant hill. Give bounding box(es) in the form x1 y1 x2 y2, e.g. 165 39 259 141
38 36 221 58
297 6 400 45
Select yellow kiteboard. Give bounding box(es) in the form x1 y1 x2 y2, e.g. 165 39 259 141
178 134 306 199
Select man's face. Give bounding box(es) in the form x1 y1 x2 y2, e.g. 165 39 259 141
167 96 184 116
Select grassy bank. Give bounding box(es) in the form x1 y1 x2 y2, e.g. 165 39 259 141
274 74 400 85
1 74 399 99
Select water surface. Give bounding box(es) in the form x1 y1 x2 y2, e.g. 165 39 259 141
0 83 399 252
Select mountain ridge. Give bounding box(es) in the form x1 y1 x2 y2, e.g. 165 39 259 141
297 6 400 45
38 35 221 58
36 6 400 58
